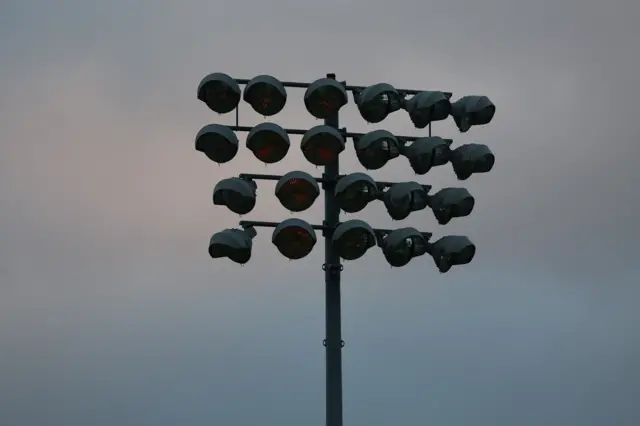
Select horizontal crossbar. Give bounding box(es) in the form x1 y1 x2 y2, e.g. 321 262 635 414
226 125 427 142
233 78 452 98
238 220 433 240
237 173 407 189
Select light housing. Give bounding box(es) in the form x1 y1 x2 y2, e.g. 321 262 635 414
402 136 453 175
335 173 378 213
354 83 403 123
272 218 317 260
195 124 239 164
243 75 287 116
246 122 290 164
403 91 452 129
354 130 401 170
428 187 475 225
380 227 431 267
382 182 431 220
301 125 345 166
450 95 496 133
332 220 376 261
197 72 241 114
450 143 495 180
275 171 320 212
213 178 257 215
304 78 348 119
429 235 476 273
209 227 257 264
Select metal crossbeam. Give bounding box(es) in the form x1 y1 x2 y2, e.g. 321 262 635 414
238 220 433 241
226 125 431 142
238 173 417 189
233 78 452 98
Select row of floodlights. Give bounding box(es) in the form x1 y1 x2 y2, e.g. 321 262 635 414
198 73 496 132
196 125 495 180
215 174 474 225
210 220 474 273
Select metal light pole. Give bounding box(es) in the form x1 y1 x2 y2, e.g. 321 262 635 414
322 73 344 426
197 71 496 426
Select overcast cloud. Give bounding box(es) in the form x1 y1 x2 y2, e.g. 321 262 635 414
1 0 639 425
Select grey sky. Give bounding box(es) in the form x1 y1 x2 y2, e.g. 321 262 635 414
1 0 639 425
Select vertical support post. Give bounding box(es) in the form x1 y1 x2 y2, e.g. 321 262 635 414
323 73 343 426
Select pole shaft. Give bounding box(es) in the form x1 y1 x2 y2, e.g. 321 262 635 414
324 73 343 426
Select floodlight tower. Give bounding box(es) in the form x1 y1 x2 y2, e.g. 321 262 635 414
196 72 496 426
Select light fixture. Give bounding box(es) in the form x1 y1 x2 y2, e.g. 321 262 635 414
428 235 476 273
243 75 287 116
275 171 320 212
334 173 378 213
353 130 401 170
428 187 475 225
332 220 376 260
353 83 403 123
197 72 241 114
402 136 452 175
272 218 317 260
380 227 431 267
449 143 495 180
213 178 258 215
246 122 290 164
450 95 496 133
304 78 348 119
382 182 431 220
301 125 345 166
195 124 239 164
403 91 451 129
209 227 257 264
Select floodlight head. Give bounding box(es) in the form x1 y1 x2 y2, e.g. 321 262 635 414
335 173 378 213
402 137 452 175
451 96 496 133
195 124 239 164
272 218 317 260
213 178 258 215
301 125 345 166
429 235 475 273
275 171 320 212
243 75 287 116
197 73 241 114
246 122 290 164
354 83 403 123
403 91 452 129
450 143 495 180
304 78 348 119
428 187 475 225
354 130 401 170
332 220 376 261
382 182 431 220
380 227 430 267
208 227 256 264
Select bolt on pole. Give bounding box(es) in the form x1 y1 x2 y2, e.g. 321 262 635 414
323 73 343 426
